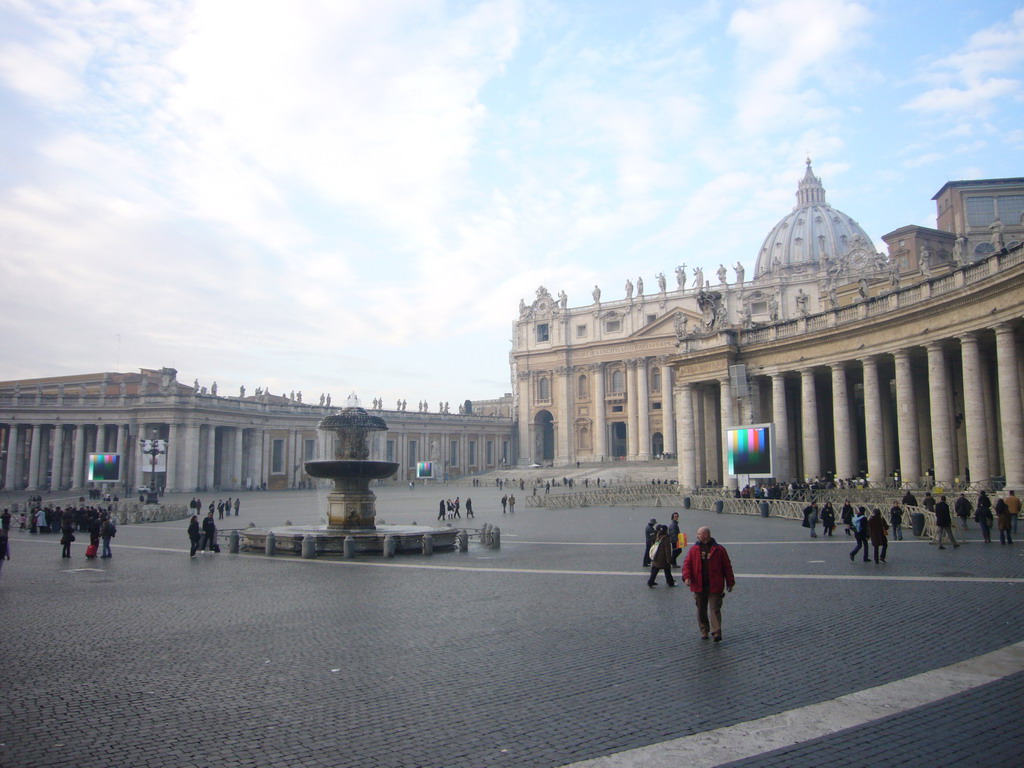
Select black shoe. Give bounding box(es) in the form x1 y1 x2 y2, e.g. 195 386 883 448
938 546 946 550
849 553 855 561
667 582 677 587
712 633 722 642
647 583 655 588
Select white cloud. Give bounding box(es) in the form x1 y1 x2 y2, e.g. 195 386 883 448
903 8 1024 116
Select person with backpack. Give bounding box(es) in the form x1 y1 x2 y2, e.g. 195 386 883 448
849 507 869 562
646 525 676 588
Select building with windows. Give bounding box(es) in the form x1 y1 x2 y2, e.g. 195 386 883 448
512 164 1024 490
0 368 516 492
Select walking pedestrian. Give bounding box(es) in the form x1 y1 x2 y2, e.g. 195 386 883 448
0 526 9 578
643 518 657 567
508 494 515 514
465 498 474 518
975 491 993 543
995 496 1014 545
234 497 240 516
821 501 836 536
438 499 446 521
100 515 116 558
501 494 507 514
1006 490 1021 534
935 494 960 549
867 508 889 563
682 526 735 642
668 512 682 566
646 525 676 587
187 515 200 557
955 493 972 533
803 501 819 538
60 518 75 558
849 507 869 562
889 502 904 540
841 499 854 535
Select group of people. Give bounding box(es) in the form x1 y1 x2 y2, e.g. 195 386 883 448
500 494 516 514
644 515 735 642
437 497 474 520
186 511 220 556
2 501 117 560
189 496 240 520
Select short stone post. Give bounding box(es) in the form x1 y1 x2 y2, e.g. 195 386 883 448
342 536 355 558
265 531 276 556
301 534 317 559
458 530 469 552
490 526 501 549
383 534 396 558
229 529 240 553
421 533 433 556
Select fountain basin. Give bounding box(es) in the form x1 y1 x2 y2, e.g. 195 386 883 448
304 460 399 480
240 524 460 555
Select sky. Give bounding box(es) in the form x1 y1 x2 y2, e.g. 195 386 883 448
1 0 1023 407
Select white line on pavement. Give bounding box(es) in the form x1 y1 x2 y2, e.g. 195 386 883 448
557 641 1024 768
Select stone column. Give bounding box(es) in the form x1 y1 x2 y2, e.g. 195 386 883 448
831 363 855 481
720 377 737 489
893 350 921 485
700 388 715 483
165 424 180 492
180 423 200 491
995 324 1024 489
636 359 651 460
593 364 607 460
27 425 43 491
660 361 676 455
4 425 19 490
677 383 696 488
800 369 820 481
72 424 86 489
232 427 244 489
516 372 531 464
51 425 65 491
626 360 640 459
771 374 790 482
204 426 217 490
959 332 991 484
557 366 573 466
926 342 955 485
861 356 886 486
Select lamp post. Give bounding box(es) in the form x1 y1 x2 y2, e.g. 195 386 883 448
139 430 167 504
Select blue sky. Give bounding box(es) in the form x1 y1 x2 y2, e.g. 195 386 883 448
1 0 1022 406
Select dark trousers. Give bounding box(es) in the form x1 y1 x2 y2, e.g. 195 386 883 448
872 542 887 562
850 534 869 561
190 536 200 556
648 565 675 586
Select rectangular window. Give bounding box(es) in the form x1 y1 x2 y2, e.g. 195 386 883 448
605 320 621 332
646 314 657 325
536 323 549 342
966 196 995 228
271 439 285 474
304 439 316 461
576 324 587 338
612 405 624 413
652 402 662 410
469 440 476 465
450 440 458 466
998 195 1024 227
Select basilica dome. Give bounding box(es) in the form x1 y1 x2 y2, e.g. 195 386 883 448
753 160 876 279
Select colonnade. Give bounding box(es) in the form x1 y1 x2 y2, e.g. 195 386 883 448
676 323 1024 491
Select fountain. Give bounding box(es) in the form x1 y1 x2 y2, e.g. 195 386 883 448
240 397 459 556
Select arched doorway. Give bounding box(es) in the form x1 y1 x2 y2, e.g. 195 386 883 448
651 432 664 457
534 410 554 463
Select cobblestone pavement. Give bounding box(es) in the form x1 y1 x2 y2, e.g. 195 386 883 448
1 487 1022 767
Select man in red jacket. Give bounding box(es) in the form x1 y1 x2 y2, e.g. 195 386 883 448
682 526 735 642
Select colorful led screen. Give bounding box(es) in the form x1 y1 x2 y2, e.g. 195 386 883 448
726 425 773 477
88 453 122 482
416 461 435 479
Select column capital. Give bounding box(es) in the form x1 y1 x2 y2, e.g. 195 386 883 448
555 366 571 376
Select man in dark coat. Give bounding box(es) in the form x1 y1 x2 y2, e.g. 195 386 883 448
682 526 735 642
934 495 959 549
200 511 218 553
